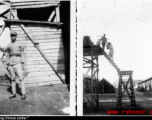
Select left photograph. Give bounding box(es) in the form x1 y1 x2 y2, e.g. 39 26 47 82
0 0 70 115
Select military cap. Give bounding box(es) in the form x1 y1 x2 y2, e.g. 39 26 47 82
11 31 17 36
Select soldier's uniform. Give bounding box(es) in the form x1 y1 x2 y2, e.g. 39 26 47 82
101 34 107 50
7 31 26 100
108 43 114 61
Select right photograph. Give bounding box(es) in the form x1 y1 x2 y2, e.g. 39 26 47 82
78 0 152 116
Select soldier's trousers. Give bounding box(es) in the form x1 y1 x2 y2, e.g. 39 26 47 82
8 63 26 95
102 42 106 50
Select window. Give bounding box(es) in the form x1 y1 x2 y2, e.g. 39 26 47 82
17 6 56 21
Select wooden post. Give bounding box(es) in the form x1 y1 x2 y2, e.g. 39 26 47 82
9 8 12 20
54 16 57 22
83 64 92 107
19 24 65 84
55 5 60 22
0 22 5 36
0 8 10 19
96 55 99 108
12 9 18 20
150 80 152 92
91 48 94 107
48 11 55 22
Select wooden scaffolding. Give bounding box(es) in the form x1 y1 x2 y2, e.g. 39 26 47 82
117 71 136 111
83 44 104 109
83 36 136 111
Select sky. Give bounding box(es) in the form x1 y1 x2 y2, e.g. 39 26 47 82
78 0 152 84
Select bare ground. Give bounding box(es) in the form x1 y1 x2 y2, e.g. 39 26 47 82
0 79 70 115
84 90 152 116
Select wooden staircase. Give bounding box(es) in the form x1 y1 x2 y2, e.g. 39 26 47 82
102 51 136 111
103 51 120 72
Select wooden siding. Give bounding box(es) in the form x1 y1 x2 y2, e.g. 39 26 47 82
11 25 65 87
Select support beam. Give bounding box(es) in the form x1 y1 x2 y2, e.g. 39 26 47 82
11 9 18 20
11 2 59 6
117 71 136 110
122 81 131 97
11 4 58 9
0 8 10 17
9 8 12 20
55 6 60 22
48 11 55 22
4 19 63 26
0 22 5 37
54 16 57 22
83 48 99 109
90 49 94 107
96 55 99 108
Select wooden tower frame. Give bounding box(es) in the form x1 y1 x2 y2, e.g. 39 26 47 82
83 46 103 109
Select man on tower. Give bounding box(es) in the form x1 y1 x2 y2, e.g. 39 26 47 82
100 34 107 50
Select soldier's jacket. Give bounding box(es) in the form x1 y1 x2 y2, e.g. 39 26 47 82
101 36 107 43
7 42 24 65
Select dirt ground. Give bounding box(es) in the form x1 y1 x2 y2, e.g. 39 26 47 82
84 90 152 116
0 79 70 115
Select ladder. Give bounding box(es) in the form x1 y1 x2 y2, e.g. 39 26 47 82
117 71 136 111
102 51 136 111
103 51 120 72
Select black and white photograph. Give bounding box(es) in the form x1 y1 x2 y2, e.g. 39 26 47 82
77 0 152 116
2 0 152 117
0 0 71 116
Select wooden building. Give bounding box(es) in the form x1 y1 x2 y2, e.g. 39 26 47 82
0 0 70 87
83 75 116 94
137 77 152 92
98 78 116 93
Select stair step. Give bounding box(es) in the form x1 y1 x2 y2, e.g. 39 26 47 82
103 52 120 72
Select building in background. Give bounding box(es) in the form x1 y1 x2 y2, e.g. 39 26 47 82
84 74 116 94
137 77 152 92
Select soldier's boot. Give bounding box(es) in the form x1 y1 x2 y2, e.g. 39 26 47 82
9 94 17 99
21 94 26 100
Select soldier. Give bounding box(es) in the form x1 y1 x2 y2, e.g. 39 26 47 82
100 34 107 50
108 42 114 61
5 31 26 100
